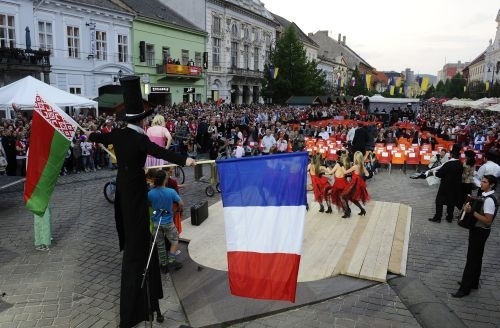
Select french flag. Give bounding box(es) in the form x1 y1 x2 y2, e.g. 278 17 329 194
217 152 308 302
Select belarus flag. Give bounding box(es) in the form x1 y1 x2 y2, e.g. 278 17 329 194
24 94 77 216
217 152 308 302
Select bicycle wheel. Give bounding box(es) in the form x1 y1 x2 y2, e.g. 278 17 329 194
174 166 185 184
103 182 116 204
205 185 215 197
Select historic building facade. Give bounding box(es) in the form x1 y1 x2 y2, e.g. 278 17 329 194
162 0 279 104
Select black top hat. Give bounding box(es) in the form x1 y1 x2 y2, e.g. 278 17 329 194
119 75 150 123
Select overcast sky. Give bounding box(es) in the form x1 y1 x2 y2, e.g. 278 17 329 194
262 0 499 76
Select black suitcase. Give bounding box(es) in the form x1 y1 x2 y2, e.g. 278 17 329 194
191 200 209 226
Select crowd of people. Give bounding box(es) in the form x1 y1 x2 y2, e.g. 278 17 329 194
2 92 500 323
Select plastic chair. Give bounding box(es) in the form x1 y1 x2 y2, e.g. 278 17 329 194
391 151 406 173
377 151 392 173
420 153 432 168
406 151 420 171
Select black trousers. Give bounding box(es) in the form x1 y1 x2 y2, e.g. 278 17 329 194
459 227 490 292
434 199 454 219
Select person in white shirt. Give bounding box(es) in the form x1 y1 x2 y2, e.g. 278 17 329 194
346 124 356 145
318 127 330 140
276 132 288 153
232 139 245 158
261 129 276 155
474 150 500 189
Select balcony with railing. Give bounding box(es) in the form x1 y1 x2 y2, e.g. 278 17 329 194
0 47 51 67
227 66 264 80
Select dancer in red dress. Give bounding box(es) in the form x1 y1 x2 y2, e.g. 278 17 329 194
328 151 350 216
341 151 370 218
308 154 331 212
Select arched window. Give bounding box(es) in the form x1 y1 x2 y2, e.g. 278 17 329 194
244 27 250 41
231 24 238 38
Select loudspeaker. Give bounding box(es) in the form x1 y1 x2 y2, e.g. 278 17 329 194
191 201 208 226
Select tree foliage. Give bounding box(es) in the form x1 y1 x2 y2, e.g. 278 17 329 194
261 25 327 104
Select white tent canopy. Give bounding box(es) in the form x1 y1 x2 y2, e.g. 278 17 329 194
469 97 499 109
486 103 500 112
368 94 421 104
0 76 98 119
442 98 474 108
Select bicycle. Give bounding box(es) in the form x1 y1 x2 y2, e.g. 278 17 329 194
173 165 185 184
103 178 116 204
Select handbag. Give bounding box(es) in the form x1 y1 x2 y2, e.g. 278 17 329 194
425 175 440 186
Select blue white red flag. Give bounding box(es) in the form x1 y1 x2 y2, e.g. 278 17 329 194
217 152 308 302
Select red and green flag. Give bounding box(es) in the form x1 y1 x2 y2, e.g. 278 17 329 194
24 94 77 216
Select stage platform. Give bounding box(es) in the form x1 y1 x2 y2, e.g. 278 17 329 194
171 199 411 327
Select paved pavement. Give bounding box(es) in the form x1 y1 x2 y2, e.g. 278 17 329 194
1 163 499 328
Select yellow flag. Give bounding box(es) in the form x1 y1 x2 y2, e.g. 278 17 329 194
421 77 429 91
486 81 490 91
390 86 395 95
366 74 372 90
274 67 279 79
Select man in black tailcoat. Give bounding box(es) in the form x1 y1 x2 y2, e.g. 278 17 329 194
88 76 195 328
428 144 463 223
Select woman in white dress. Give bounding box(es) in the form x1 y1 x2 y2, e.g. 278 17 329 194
145 114 173 168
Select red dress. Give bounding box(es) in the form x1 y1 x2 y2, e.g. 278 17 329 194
342 172 370 204
330 176 349 210
311 174 330 203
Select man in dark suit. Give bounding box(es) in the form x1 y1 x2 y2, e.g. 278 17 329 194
351 123 369 155
428 144 463 223
412 131 424 146
88 76 195 328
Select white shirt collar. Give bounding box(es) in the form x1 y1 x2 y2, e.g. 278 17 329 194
482 190 495 197
127 123 145 134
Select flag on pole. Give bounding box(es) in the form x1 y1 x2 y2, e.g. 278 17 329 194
217 153 308 302
366 74 372 90
24 94 77 216
421 77 429 91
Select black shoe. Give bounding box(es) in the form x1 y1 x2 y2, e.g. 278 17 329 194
358 209 366 216
156 312 164 323
452 290 470 298
325 206 332 214
342 209 351 218
445 217 453 223
167 261 183 272
457 281 478 289
428 217 441 223
319 205 325 213
306 203 309 211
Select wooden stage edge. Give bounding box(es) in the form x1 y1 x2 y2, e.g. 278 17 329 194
181 199 411 283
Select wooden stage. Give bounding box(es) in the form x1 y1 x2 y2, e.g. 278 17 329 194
181 199 411 283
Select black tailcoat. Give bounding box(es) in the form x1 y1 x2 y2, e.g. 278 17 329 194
90 126 187 328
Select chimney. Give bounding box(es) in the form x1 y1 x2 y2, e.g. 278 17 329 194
342 36 346 45
338 33 341 42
